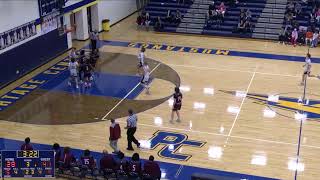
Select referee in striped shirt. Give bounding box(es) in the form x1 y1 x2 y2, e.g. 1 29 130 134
125 109 140 151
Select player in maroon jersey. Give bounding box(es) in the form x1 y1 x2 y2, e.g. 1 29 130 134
80 149 96 170
20 137 33 150
128 153 142 177
61 147 76 171
100 150 116 172
170 87 182 123
52 143 61 168
143 155 161 180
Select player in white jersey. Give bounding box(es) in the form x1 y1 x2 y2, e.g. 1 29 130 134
301 53 312 86
69 47 77 60
68 58 79 88
141 62 150 94
137 47 146 74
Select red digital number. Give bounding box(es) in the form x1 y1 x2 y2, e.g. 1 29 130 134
6 161 16 168
42 161 51 167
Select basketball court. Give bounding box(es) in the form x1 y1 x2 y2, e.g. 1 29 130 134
1 14 320 180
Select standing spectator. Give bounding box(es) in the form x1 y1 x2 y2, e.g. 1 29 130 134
291 28 298 46
100 150 115 174
306 29 313 46
136 13 144 28
21 137 33 150
217 2 226 21
143 155 161 180
125 109 140 151
109 118 121 154
311 30 319 47
295 2 302 15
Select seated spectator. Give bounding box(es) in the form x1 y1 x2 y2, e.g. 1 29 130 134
236 20 246 33
305 29 313 46
61 147 76 170
244 19 251 32
145 12 151 30
279 28 286 44
21 137 33 150
311 30 319 47
245 9 252 20
316 8 320 22
239 9 245 21
297 29 306 46
143 155 161 180
52 143 62 168
100 150 116 176
291 28 298 47
207 9 219 28
165 10 174 23
128 153 142 177
154 17 164 31
295 2 302 15
217 2 226 20
175 10 182 24
209 1 216 11
136 13 144 28
286 2 295 13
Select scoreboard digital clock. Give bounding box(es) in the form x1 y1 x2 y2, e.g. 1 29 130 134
1 150 55 178
38 0 66 17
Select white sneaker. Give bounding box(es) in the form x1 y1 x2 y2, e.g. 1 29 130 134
76 85 79 89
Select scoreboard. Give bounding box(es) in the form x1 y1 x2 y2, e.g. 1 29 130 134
38 0 66 17
1 150 55 178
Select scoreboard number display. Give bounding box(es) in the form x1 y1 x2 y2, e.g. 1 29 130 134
1 150 55 178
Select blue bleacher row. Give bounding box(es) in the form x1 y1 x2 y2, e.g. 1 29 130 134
144 0 316 39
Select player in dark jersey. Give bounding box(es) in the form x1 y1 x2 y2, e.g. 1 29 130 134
115 152 129 177
61 147 76 171
83 62 93 88
100 150 116 176
52 143 61 169
128 153 142 178
171 87 182 123
143 155 161 180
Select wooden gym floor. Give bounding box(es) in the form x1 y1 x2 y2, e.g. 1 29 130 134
1 13 320 179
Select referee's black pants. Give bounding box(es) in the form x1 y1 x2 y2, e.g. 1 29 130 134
91 39 97 51
127 127 139 149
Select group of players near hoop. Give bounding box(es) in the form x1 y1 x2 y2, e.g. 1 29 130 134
68 47 182 122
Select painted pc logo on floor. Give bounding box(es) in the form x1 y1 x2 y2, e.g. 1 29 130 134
222 90 320 119
148 131 206 161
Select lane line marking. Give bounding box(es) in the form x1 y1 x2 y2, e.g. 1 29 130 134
101 63 161 120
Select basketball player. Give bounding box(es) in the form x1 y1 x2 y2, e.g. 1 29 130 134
68 58 79 89
137 47 146 74
301 53 312 86
141 62 150 94
170 87 182 123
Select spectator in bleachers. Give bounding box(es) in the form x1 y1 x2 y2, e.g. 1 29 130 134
165 10 174 23
245 9 252 20
136 13 145 28
291 28 298 47
175 10 182 24
100 150 116 176
217 2 226 21
279 28 287 44
298 29 306 46
245 18 252 32
286 2 295 14
53 143 62 168
155 17 164 31
129 153 142 177
61 146 76 170
21 137 33 150
143 155 161 180
209 1 215 11
305 29 314 46
311 30 319 47
316 8 320 22
236 20 246 33
145 12 151 30
295 2 302 15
